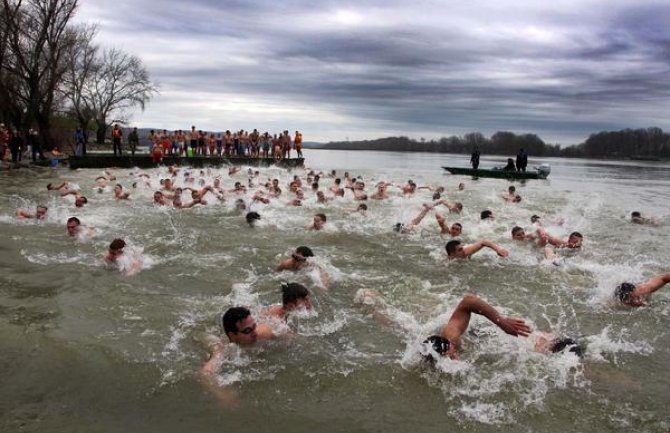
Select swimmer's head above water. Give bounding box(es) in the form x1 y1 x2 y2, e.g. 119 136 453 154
420 335 451 362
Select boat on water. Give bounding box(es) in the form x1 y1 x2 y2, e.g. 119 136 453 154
442 163 551 179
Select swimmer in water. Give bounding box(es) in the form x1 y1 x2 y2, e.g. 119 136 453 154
511 226 539 243
536 228 582 260
15 205 48 219
480 209 495 220
276 246 314 272
348 203 368 214
533 332 584 357
394 203 435 234
630 211 659 225
307 213 327 231
200 307 275 405
445 239 509 259
421 294 531 360
276 246 330 288
613 273 670 307
435 199 463 214
536 228 582 249
262 283 313 320
102 238 142 274
114 184 130 200
103 238 127 264
435 212 462 236
66 217 97 241
245 211 261 227
153 191 170 206
502 185 521 203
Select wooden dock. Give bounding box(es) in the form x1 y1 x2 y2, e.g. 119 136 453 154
35 154 305 170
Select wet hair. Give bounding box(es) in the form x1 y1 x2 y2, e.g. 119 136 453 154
393 222 405 232
631 211 641 218
358 204 368 211
315 213 326 222
109 238 126 251
511 226 524 236
67 217 80 225
569 231 583 239
550 337 583 357
452 222 462 229
246 211 261 225
222 307 251 336
508 186 516 193
432 192 441 200
531 215 541 223
281 282 310 306
513 195 522 203
454 202 463 212
614 282 636 303
421 335 450 362
481 210 493 220
76 196 88 204
445 240 462 256
296 246 314 257
312 182 319 190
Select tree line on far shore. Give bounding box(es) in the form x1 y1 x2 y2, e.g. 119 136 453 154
317 127 670 159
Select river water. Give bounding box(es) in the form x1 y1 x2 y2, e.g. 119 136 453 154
1 150 669 432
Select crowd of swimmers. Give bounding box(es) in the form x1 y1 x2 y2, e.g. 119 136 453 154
11 162 669 406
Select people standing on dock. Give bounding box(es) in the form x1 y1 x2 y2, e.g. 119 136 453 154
470 147 480 169
128 127 139 156
295 130 303 158
112 124 123 156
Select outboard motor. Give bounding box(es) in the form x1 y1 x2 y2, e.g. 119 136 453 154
536 163 551 177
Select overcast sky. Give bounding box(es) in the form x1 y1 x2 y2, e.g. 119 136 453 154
74 0 670 144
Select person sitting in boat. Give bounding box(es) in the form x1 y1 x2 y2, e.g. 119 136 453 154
502 158 516 171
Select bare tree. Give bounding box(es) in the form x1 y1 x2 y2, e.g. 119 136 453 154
65 46 158 144
1 0 80 148
62 23 97 132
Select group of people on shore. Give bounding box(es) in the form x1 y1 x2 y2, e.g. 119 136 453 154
10 161 668 407
110 124 304 161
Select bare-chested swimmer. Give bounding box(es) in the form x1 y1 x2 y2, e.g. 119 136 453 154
435 212 462 236
445 239 509 259
356 290 581 360
612 273 670 307
262 283 313 320
421 294 530 360
200 307 275 405
15 205 48 219
66 217 97 241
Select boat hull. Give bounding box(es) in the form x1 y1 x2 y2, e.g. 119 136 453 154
442 166 548 179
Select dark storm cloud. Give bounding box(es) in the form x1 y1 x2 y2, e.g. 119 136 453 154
76 0 670 143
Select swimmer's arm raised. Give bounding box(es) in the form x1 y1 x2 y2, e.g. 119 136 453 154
441 295 530 352
632 273 670 301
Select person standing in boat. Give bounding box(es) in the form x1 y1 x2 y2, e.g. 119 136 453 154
470 147 480 169
516 148 528 172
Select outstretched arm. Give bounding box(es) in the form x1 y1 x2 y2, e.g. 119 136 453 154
632 273 670 301
463 239 509 257
441 294 530 359
435 212 449 234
